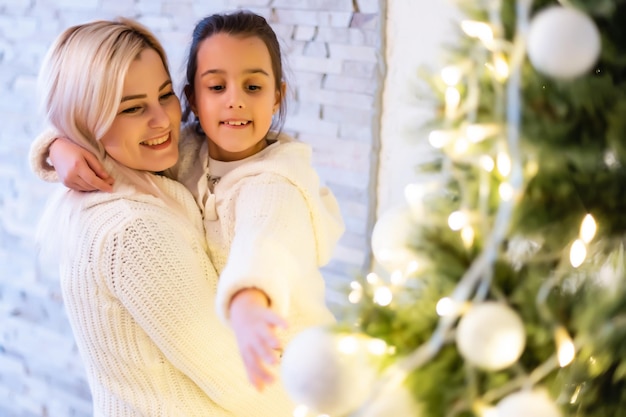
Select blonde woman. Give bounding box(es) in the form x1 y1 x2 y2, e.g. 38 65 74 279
35 18 295 416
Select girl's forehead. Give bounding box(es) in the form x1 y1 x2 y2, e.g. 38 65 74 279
196 33 273 68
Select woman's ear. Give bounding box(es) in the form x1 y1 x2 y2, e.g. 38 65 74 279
184 84 197 114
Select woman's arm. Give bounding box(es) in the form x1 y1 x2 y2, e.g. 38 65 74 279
107 211 294 414
29 129 113 191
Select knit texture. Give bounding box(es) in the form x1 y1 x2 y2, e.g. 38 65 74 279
174 127 345 343
33 170 296 416
29 128 61 182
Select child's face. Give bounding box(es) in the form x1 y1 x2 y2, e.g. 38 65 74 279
100 48 181 172
190 33 281 162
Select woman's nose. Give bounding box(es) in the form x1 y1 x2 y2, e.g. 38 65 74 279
149 104 170 128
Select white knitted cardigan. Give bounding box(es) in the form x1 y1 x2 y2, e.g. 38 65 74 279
170 126 345 342
29 134 297 416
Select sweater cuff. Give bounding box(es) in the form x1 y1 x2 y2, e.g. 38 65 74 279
216 238 298 324
29 128 60 182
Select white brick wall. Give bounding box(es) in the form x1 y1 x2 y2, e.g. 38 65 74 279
0 1 382 415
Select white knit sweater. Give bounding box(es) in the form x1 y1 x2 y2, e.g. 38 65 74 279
29 126 345 415
29 137 297 416
170 126 345 341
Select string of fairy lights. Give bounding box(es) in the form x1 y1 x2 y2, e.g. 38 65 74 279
280 1 604 416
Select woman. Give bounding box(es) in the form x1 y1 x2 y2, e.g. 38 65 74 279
35 17 294 416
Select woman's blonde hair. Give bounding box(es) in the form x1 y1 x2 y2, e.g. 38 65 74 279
39 17 169 155
36 18 182 257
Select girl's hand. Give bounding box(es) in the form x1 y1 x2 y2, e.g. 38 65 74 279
50 138 114 192
229 288 288 391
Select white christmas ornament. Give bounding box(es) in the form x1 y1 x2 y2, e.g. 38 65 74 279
371 205 420 273
496 389 562 417
281 326 377 416
527 6 601 80
455 302 526 370
352 382 421 417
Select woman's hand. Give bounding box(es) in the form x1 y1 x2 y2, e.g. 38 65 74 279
50 138 114 192
229 288 288 391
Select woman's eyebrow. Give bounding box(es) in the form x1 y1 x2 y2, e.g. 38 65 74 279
121 80 172 102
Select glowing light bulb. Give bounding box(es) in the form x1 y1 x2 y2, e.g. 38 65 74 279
466 123 499 143
293 404 309 417
569 239 587 268
480 155 495 172
580 214 597 243
461 20 494 45
493 53 510 81
390 270 405 285
497 152 511 176
428 130 454 148
373 286 393 306
445 86 461 119
441 65 462 86
454 136 470 155
476 403 499 417
499 182 514 201
448 210 468 231
461 225 475 248
337 335 359 355
367 338 388 356
366 272 380 285
348 281 363 304
436 297 456 316
555 326 575 367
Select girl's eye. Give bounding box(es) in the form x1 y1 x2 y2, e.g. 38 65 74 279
247 85 261 91
209 85 224 91
160 91 176 100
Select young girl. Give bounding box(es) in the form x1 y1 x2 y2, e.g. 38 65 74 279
31 11 345 392
34 17 297 416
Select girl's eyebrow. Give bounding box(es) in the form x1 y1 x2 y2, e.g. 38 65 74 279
121 80 172 102
200 68 269 77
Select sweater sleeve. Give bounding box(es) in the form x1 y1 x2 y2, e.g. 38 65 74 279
216 175 318 322
28 128 61 182
104 213 295 416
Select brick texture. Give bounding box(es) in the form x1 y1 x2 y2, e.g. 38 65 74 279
0 0 382 414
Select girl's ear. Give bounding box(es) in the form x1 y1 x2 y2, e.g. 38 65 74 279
274 81 286 114
184 84 197 114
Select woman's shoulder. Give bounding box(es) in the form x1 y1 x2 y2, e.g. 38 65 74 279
81 177 201 229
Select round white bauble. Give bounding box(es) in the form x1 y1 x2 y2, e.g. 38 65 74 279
496 390 562 417
371 205 420 273
455 302 526 370
352 381 421 417
527 6 601 80
280 327 377 416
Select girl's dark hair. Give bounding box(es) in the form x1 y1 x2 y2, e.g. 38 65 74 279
182 10 287 135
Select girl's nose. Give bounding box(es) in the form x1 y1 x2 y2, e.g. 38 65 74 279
227 89 245 109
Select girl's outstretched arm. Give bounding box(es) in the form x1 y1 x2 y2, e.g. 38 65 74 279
229 288 288 391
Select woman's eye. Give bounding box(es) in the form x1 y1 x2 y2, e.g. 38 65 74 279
160 91 176 100
121 106 142 114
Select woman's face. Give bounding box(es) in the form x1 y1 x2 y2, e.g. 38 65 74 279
189 33 281 162
100 48 182 172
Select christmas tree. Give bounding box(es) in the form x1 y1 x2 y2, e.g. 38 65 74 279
280 1 626 417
